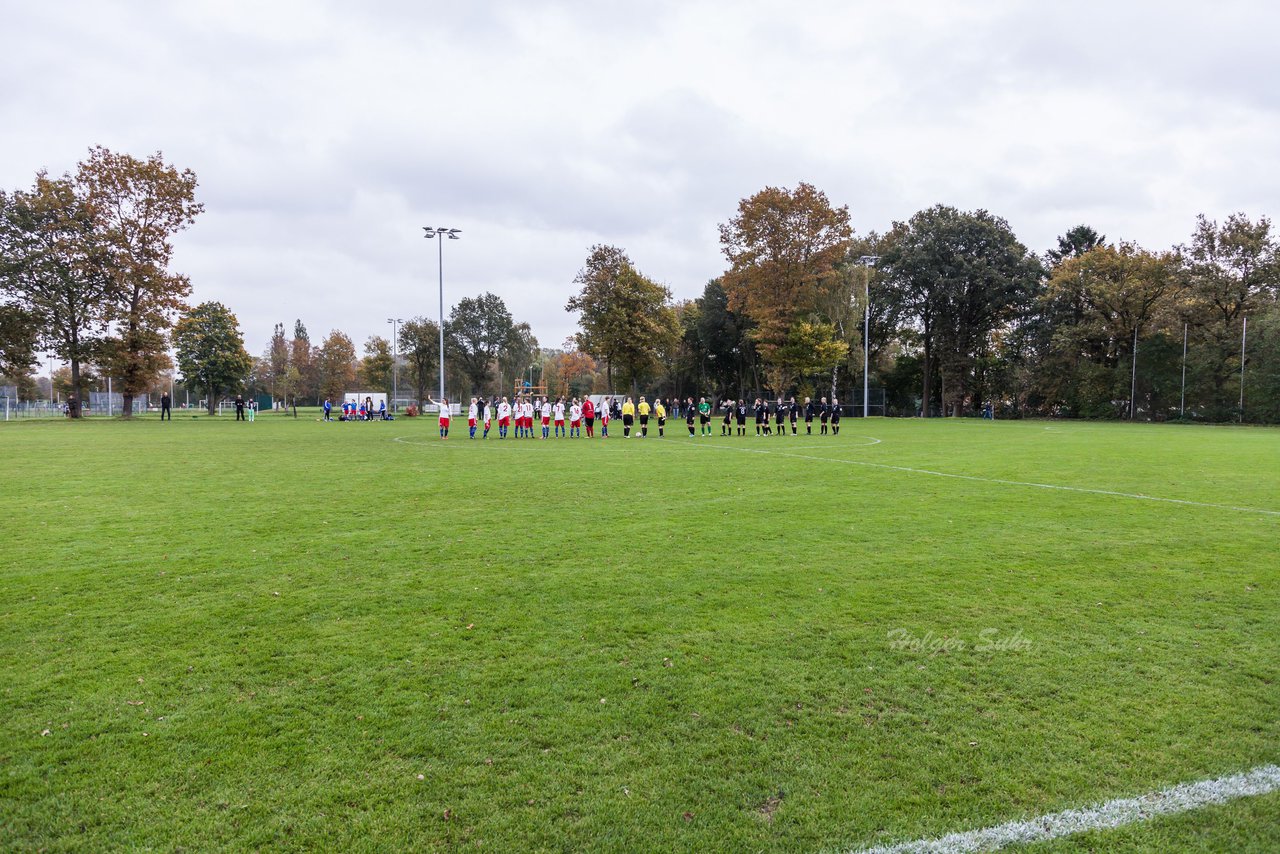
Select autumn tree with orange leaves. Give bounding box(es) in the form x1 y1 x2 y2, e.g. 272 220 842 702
718 183 853 393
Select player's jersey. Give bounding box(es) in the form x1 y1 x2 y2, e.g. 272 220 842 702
483 404 492 421
468 403 478 420
638 402 650 417
622 401 635 417
542 402 553 419
497 402 511 419
655 403 666 419
698 402 711 417
570 404 582 421
554 402 565 421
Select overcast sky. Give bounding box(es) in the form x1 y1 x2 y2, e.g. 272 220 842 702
4 0 1277 356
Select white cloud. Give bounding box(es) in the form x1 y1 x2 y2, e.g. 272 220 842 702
3 0 1276 356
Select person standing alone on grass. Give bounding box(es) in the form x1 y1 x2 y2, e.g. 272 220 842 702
698 397 711 436
655 397 667 437
160 391 171 420
429 397 451 438
685 397 697 437
600 398 610 438
235 394 246 421
830 398 841 434
323 398 332 421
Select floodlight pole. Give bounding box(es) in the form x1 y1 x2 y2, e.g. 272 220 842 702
387 317 402 410
1240 316 1248 420
1130 326 1138 421
423 227 462 402
858 255 879 418
1180 322 1187 418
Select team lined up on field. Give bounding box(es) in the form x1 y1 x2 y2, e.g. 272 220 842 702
423 394 848 439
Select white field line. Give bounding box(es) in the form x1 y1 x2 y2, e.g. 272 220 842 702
392 435 446 448
657 437 1280 517
843 764 1280 854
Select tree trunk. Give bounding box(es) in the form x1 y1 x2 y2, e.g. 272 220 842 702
69 358 83 419
830 364 839 402
206 387 217 416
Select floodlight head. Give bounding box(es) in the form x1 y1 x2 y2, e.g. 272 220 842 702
422 227 436 238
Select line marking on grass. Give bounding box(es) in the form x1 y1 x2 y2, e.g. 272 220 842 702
843 764 1280 854
658 438 1280 517
391 436 449 448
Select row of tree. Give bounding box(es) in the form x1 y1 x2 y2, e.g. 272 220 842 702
236 293 540 409
0 147 202 416
563 184 1280 422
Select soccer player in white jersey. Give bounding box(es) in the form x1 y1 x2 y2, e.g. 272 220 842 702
569 399 582 437
467 397 479 439
497 397 512 439
540 398 553 439
553 398 566 437
482 398 493 438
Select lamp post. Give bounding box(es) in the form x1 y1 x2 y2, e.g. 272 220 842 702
857 255 880 418
422 227 461 401
387 317 403 410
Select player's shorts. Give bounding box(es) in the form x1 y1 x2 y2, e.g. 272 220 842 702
468 418 476 427
699 414 710 424
571 420 581 427
622 414 634 426
542 416 551 425
499 416 510 427
439 417 450 425
555 419 565 426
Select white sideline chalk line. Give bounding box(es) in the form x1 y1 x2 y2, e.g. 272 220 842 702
660 438 1280 517
843 764 1280 854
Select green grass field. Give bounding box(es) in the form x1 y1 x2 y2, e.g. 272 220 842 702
2 413 1277 851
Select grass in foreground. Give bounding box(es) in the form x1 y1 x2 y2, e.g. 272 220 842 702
1 414 1277 851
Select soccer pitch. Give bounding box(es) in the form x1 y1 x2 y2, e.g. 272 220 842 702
3 415 1277 851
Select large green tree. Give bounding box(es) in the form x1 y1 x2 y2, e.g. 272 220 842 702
879 205 1041 415
1181 213 1279 415
173 302 252 415
398 317 441 407
446 292 515 395
78 146 203 416
0 173 112 417
566 245 675 392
